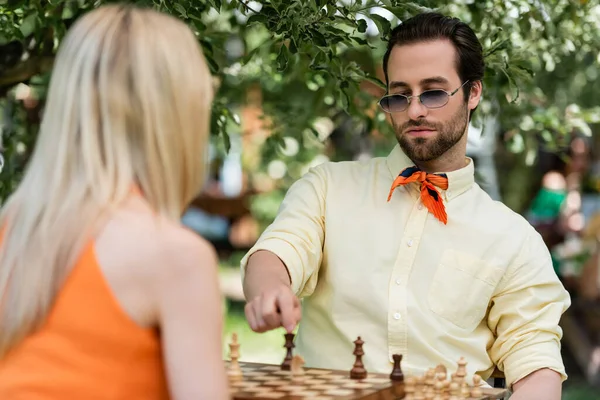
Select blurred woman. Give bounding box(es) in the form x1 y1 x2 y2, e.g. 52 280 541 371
0 4 228 400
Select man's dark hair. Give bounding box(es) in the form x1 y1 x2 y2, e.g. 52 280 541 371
382 12 485 101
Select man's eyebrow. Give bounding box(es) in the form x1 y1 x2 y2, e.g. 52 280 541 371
421 76 450 86
388 76 450 90
388 81 408 90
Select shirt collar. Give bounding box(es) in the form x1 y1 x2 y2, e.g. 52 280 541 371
385 144 475 201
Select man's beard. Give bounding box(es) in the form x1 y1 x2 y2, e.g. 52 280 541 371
394 103 469 163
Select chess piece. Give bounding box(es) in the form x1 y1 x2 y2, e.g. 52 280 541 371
290 354 305 378
227 333 243 380
350 336 367 379
459 382 470 398
449 380 460 396
404 376 416 400
435 364 447 376
442 379 450 397
414 376 425 399
455 357 467 381
434 379 444 396
424 382 435 399
435 371 446 383
281 332 295 370
424 369 435 389
390 354 404 381
470 375 483 397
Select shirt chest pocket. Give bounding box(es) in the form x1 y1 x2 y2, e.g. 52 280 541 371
427 249 505 330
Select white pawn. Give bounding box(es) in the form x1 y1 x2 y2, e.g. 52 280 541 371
470 375 483 397
291 354 305 377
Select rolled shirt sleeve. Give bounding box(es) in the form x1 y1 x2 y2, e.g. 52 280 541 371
487 228 571 388
240 165 327 298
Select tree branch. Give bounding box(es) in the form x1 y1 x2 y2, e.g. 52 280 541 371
0 55 54 92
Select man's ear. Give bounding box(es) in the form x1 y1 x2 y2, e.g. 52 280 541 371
468 81 483 111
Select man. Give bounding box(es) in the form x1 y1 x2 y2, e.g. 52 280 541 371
240 12 570 400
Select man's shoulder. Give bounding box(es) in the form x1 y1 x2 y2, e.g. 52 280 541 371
470 185 538 239
305 154 389 180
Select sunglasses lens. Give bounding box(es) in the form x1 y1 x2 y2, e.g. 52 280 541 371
380 95 408 113
421 90 449 108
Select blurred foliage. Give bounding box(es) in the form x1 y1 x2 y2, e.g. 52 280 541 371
0 0 600 208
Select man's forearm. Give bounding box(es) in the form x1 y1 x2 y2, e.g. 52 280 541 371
242 250 292 300
510 368 562 400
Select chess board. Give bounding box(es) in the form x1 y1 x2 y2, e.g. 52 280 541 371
227 361 509 400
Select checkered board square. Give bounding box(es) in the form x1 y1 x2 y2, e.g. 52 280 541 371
227 361 508 400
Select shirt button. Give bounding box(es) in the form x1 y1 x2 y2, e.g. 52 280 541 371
418 204 423 210
395 279 401 285
393 313 401 320
407 240 413 247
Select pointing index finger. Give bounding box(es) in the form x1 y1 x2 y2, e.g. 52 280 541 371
276 289 299 332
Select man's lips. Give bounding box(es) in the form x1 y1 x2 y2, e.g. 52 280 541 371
405 127 436 137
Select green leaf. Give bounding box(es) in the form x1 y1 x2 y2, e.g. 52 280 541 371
208 0 221 11
19 10 38 38
370 14 391 38
205 54 219 74
484 38 510 57
309 49 327 70
357 19 367 33
382 6 404 20
221 130 231 153
402 2 437 14
247 13 268 25
326 3 336 16
311 30 327 47
242 40 267 64
288 37 298 54
365 74 386 90
201 39 214 55
500 66 520 103
350 36 370 46
337 87 350 111
276 44 289 71
261 5 279 17
173 3 187 18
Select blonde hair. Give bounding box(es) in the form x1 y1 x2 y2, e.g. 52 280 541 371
0 4 214 357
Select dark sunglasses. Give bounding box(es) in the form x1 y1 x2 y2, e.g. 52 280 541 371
378 81 470 113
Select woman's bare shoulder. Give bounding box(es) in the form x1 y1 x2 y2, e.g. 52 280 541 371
94 208 219 327
96 208 216 272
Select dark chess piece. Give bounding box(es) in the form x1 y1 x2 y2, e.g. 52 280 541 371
390 354 404 382
281 333 295 370
350 336 367 379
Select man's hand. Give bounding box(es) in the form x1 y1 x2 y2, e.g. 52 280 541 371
510 368 562 400
242 250 302 333
244 284 301 333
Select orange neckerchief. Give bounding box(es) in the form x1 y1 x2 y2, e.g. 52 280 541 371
387 166 449 225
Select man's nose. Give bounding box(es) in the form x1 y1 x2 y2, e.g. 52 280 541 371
407 97 428 121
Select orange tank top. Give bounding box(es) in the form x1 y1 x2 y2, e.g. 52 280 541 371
0 242 170 400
